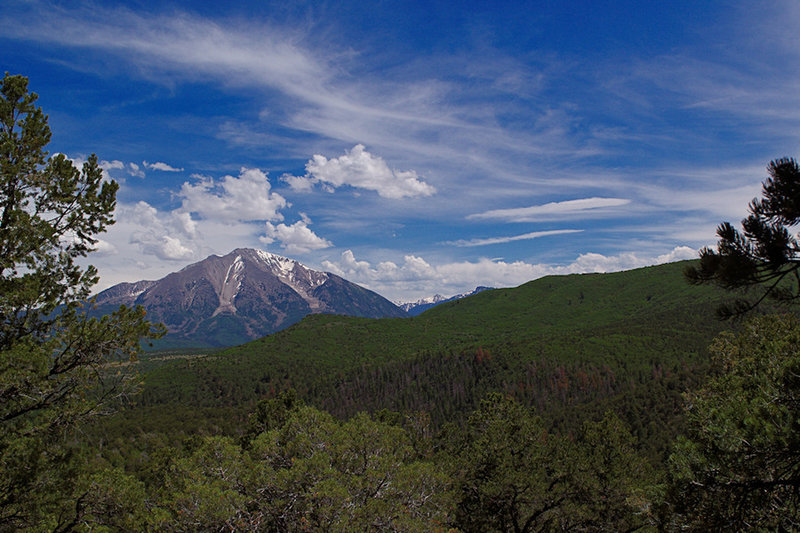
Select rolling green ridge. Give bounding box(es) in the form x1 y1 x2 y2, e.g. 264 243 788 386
113 260 744 460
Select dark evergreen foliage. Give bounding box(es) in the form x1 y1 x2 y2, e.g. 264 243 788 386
5 73 799 532
666 315 800 530
0 73 162 531
686 157 800 318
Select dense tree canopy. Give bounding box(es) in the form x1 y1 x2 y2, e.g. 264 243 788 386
686 157 800 317
667 314 800 530
671 158 800 528
0 73 161 531
449 393 653 533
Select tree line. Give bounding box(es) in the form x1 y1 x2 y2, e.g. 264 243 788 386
2 72 800 530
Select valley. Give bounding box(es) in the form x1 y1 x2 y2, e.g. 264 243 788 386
75 257 767 530
106 259 732 459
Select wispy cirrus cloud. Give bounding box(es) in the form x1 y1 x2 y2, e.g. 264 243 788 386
11 0 800 300
444 229 582 247
469 198 631 222
1 2 606 199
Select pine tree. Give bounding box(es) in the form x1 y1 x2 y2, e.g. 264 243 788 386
686 157 800 317
0 73 162 531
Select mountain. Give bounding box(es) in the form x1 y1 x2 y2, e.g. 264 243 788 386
92 248 406 347
135 260 740 459
399 286 494 316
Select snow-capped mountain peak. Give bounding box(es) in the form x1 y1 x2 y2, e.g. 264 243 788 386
398 286 493 316
398 294 447 309
92 248 404 347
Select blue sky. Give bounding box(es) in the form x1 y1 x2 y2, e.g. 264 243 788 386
2 0 798 301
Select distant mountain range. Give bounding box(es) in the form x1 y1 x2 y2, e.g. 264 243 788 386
398 286 494 316
92 248 405 348
137 259 732 457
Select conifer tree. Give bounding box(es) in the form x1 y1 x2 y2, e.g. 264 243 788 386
667 315 800 530
686 157 800 317
0 73 161 531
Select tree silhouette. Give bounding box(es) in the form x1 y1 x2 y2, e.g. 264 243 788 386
686 157 800 318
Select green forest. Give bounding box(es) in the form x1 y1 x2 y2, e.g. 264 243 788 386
3 73 800 532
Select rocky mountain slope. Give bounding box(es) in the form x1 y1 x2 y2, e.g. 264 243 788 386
92 248 406 347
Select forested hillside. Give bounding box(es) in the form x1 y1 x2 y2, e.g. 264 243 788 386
5 50 800 529
74 259 800 531
105 260 732 461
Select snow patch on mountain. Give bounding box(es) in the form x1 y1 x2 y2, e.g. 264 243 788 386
398 294 448 312
92 248 406 348
246 249 330 308
255 249 295 277
213 254 245 316
398 286 494 316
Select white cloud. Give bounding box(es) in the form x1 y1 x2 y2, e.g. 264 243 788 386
145 234 194 261
656 246 698 263
260 219 332 255
469 198 631 222
124 201 196 261
144 161 184 172
288 145 436 199
173 211 198 237
180 167 287 222
322 250 371 277
322 252 437 283
128 162 145 178
280 172 316 192
101 160 125 170
641 182 761 221
323 246 699 302
91 238 118 255
564 246 697 273
445 229 582 247
81 164 333 287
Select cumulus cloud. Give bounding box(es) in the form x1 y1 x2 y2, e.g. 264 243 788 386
101 160 125 170
260 218 333 255
323 251 547 298
322 252 437 284
654 246 698 264
469 197 631 222
284 145 436 199
91 238 118 255
564 246 697 273
445 229 582 247
124 201 196 261
180 167 287 222
280 172 316 192
322 246 699 302
104 167 292 264
146 235 194 261
127 162 145 178
144 161 184 172
173 211 198 237
81 162 342 284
